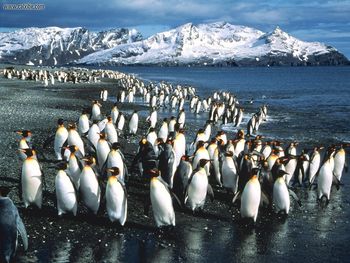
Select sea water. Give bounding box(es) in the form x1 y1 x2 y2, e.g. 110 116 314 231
115 66 350 146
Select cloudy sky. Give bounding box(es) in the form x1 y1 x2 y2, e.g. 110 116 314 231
1 0 349 58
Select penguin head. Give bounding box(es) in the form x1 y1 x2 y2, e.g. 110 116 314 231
57 118 65 126
198 159 210 168
196 140 206 150
225 151 234 157
181 155 190 162
68 123 77 130
108 167 120 176
15 129 32 138
56 162 68 171
99 132 107 140
20 148 35 158
111 142 121 150
237 129 244 139
276 170 288 178
82 156 96 166
250 167 260 179
66 145 78 153
149 168 160 178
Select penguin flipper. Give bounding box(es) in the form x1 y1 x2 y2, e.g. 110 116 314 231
231 191 241 205
16 214 28 250
288 188 302 207
332 174 341 190
82 136 96 155
207 184 214 202
171 192 182 209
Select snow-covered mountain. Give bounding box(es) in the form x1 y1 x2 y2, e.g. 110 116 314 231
78 22 348 66
0 27 142 66
0 22 348 66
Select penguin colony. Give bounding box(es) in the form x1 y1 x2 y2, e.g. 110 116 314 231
2 66 349 260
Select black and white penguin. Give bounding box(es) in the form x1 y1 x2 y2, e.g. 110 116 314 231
273 170 290 215
149 169 176 227
221 151 239 193
0 188 28 263
53 119 68 160
15 130 32 161
55 162 78 216
128 111 139 135
78 109 90 135
185 159 214 212
96 132 111 171
91 100 102 121
80 156 101 214
106 167 127 226
132 138 158 178
68 123 85 157
173 156 193 204
240 168 261 223
333 144 347 182
158 139 176 188
317 147 336 202
21 148 43 209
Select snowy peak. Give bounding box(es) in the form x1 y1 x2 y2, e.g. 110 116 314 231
78 22 347 66
0 27 142 65
0 22 348 66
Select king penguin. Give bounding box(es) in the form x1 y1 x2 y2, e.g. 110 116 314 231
273 170 290 215
96 132 111 171
15 130 32 161
91 100 102 121
240 168 261 223
221 151 239 193
65 145 83 190
78 109 90 135
106 167 127 226
55 162 78 216
317 147 336 203
68 123 85 157
0 188 28 263
21 148 43 209
149 169 176 227
185 159 214 212
333 144 347 182
129 110 139 136
80 156 101 214
308 146 323 186
53 119 68 160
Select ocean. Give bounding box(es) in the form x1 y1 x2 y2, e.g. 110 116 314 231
114 66 350 147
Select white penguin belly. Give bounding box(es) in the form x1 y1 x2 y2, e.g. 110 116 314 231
55 171 77 216
187 173 208 211
22 159 42 208
68 156 81 189
80 167 101 214
273 179 290 214
150 178 175 227
241 180 261 222
54 128 68 160
106 180 127 225
222 159 238 193
317 162 333 200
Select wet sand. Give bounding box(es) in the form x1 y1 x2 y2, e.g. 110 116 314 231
1 68 350 262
